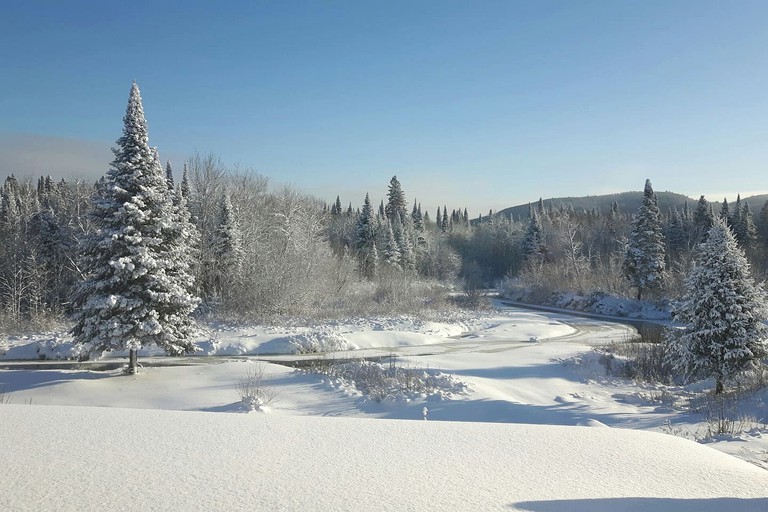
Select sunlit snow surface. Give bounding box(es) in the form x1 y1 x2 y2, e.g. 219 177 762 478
1 306 768 510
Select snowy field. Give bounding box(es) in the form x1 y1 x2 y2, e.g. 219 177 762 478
1 304 767 510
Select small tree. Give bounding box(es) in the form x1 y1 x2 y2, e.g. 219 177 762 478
667 217 768 394
623 179 665 300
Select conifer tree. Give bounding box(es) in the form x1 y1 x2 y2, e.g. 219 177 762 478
667 218 768 394
522 207 546 260
180 164 191 199
385 175 407 221
165 161 175 190
355 193 378 277
411 200 424 231
441 206 449 233
207 192 244 300
382 221 401 268
692 195 713 243
758 200 768 248
719 198 730 224
71 82 199 373
623 179 665 300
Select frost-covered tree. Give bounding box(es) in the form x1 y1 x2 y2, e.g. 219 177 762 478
382 221 401 268
667 218 768 394
693 195 713 243
206 192 243 301
623 179 665 300
522 207 546 260
71 82 199 373
355 193 378 278
385 176 407 221
165 161 175 190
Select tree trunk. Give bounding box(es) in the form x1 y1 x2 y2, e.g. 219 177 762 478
128 348 138 375
715 376 724 395
636 287 642 301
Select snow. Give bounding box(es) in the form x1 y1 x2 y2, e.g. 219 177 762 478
1 404 766 512
1 304 768 510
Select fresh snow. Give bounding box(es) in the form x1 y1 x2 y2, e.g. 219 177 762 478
1 304 767 510
1 405 767 512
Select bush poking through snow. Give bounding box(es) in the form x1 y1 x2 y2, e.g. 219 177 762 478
596 329 674 384
689 392 762 438
304 357 467 403
236 364 277 412
0 383 10 405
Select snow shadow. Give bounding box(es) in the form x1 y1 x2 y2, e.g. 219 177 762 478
0 369 113 392
512 497 768 512
452 362 584 382
371 396 648 427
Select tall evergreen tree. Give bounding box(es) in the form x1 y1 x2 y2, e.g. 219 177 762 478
719 198 730 223
207 192 244 300
71 82 199 373
522 207 546 260
623 179 665 300
355 193 378 278
385 175 407 221
692 195 713 243
165 161 175 190
667 218 768 394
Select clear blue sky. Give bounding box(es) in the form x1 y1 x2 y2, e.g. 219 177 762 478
2 0 768 214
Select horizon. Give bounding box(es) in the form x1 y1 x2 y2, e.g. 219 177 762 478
2 1 768 214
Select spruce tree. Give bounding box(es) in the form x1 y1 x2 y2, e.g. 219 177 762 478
623 179 665 300
667 218 768 394
382 221 401 268
692 195 713 243
165 161 175 190
71 82 199 373
522 207 546 260
719 198 730 224
385 175 407 221
355 193 378 278
207 192 244 300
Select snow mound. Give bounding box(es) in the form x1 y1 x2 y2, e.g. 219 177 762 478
1 405 766 511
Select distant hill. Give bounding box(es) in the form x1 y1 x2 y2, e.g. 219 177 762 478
497 191 696 221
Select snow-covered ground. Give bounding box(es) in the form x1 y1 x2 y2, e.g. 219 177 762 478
1 304 767 510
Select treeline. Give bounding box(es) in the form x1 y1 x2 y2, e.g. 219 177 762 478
3 162 768 329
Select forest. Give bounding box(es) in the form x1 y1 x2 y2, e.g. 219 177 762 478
3 159 768 327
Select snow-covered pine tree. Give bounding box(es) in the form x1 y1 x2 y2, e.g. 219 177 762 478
165 161 175 190
385 176 407 221
735 201 757 249
522 206 546 260
355 193 378 278
623 179 665 300
207 192 243 301
693 195 713 243
719 198 730 224
383 220 401 268
180 163 190 199
441 205 449 233
71 82 200 373
666 217 768 394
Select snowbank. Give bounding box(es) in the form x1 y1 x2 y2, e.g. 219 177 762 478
1 404 765 512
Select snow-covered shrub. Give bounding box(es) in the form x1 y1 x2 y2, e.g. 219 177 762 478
303 358 467 403
287 331 348 354
597 330 674 384
236 363 277 412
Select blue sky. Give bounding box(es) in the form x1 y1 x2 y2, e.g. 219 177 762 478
2 1 768 214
